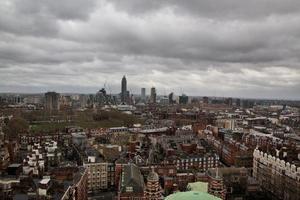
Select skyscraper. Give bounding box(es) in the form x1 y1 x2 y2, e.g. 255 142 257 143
236 98 241 107
121 75 127 103
168 92 174 104
150 87 156 104
141 88 146 101
179 94 189 104
45 92 60 111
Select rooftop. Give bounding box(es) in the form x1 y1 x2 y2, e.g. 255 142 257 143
165 191 221 200
121 163 144 193
39 178 50 185
207 167 248 179
8 163 22 168
187 182 208 193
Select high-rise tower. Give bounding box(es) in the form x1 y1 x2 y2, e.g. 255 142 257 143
141 88 146 101
150 87 156 104
121 75 127 103
45 92 60 112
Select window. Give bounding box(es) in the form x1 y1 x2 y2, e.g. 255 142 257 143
126 186 133 192
232 176 240 182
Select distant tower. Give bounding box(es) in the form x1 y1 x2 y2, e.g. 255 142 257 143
45 92 60 112
121 76 127 103
96 88 108 106
144 168 163 200
179 94 188 104
141 88 146 102
168 92 174 104
203 96 209 104
150 87 156 104
236 98 241 107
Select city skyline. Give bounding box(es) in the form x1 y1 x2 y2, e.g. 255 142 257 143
0 75 299 101
1 1 300 200
0 0 300 99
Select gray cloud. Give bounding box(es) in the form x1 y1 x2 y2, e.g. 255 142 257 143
15 0 96 20
110 0 300 20
0 0 300 99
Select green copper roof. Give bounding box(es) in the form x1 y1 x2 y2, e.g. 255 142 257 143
165 191 221 200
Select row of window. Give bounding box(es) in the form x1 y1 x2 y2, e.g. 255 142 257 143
176 157 218 163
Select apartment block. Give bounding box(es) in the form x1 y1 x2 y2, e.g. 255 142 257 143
253 149 300 200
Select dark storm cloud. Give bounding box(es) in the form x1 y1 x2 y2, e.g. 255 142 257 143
0 0 300 99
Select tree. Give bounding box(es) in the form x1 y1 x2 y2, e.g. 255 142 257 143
122 116 135 127
4 117 29 139
93 111 110 121
3 117 9 125
21 111 39 123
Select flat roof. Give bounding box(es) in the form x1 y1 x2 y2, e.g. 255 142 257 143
8 163 22 168
40 178 50 184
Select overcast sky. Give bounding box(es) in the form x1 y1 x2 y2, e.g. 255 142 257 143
0 0 300 99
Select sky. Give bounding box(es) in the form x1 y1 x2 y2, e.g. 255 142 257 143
0 0 300 99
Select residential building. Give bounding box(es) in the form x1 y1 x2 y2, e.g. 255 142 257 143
82 149 108 192
253 148 300 200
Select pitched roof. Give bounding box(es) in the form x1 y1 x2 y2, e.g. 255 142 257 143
121 163 144 193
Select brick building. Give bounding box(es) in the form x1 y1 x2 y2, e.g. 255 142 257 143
253 149 300 200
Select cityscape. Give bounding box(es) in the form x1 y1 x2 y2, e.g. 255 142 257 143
1 1 300 200
0 75 299 200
